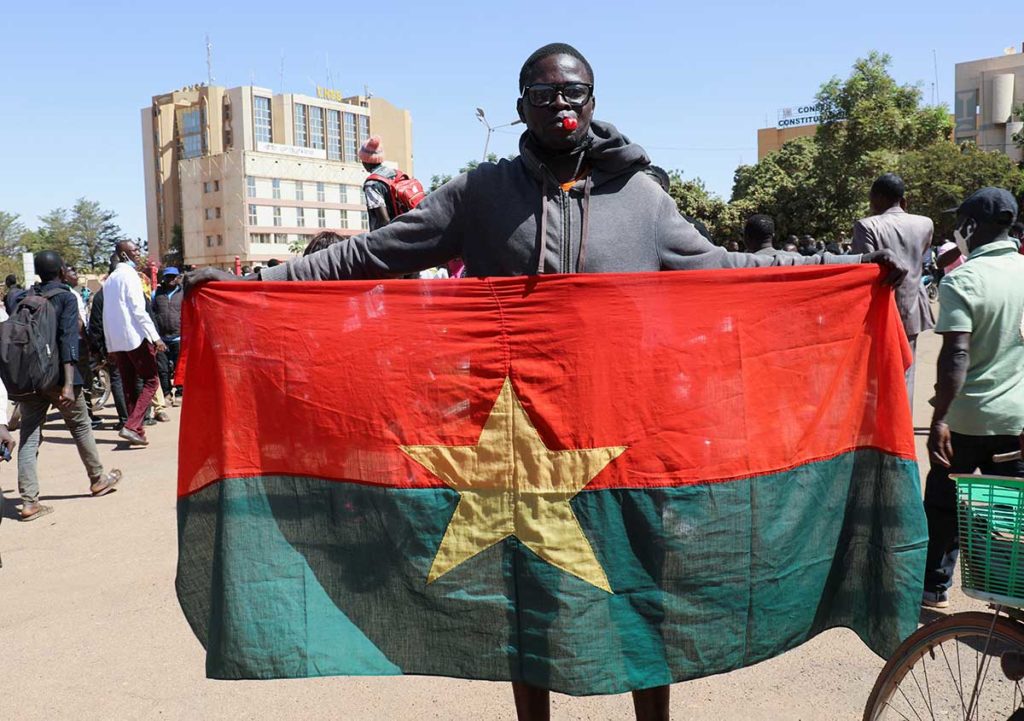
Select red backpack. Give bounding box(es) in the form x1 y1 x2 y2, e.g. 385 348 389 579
367 170 426 216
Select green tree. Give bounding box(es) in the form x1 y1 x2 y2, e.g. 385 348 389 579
812 51 952 236
24 208 78 266
730 137 820 239
898 141 1024 238
69 197 123 271
0 211 27 258
668 171 738 241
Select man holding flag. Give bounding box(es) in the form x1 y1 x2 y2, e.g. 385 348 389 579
187 43 909 721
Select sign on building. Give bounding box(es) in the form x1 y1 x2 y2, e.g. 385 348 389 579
777 104 825 128
256 141 328 160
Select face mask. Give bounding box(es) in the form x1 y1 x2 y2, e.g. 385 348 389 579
120 254 136 269
953 220 975 258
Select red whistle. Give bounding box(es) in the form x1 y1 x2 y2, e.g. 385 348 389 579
560 117 578 131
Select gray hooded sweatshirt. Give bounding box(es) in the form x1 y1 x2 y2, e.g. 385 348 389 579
261 120 859 281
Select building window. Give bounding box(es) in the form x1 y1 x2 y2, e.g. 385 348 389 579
204 208 213 220
217 234 223 246
214 180 220 191
203 181 211 193
347 184 361 204
205 235 214 247
327 110 341 160
343 112 357 162
248 204 257 225
273 207 282 227
181 107 205 159
254 96 273 144
316 181 325 202
296 207 305 227
295 181 304 201
294 103 308 147
357 115 370 148
360 210 369 230
215 207 221 219
309 106 325 150
251 232 270 244
274 233 288 244
246 176 256 198
317 208 326 228
272 177 281 199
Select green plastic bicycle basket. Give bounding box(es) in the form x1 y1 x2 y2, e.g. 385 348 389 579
954 475 1024 606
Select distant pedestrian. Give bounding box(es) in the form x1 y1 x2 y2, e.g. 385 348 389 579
61 264 100 429
87 270 129 429
103 240 165 446
152 267 183 404
742 214 798 259
851 173 934 400
303 231 346 257
359 135 425 231
11 251 121 521
4 274 22 316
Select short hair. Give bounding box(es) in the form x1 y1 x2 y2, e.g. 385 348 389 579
782 242 799 252
267 258 281 267
4 274 17 287
519 43 594 92
304 231 346 257
871 173 905 203
34 250 64 281
743 214 775 243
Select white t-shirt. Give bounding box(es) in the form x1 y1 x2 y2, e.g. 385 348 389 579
102 263 160 353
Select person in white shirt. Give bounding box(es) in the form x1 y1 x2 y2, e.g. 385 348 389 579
103 240 166 446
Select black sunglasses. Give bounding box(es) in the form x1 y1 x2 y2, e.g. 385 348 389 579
522 83 594 108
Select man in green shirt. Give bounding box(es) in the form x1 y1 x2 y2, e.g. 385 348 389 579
923 187 1024 608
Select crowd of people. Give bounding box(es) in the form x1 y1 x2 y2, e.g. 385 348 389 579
2 40 1023 721
0 240 183 523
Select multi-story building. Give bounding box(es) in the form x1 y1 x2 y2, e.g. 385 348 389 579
954 45 1024 162
756 103 822 160
141 84 413 267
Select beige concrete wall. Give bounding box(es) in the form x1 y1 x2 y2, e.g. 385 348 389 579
369 97 414 174
954 51 1024 158
756 124 817 160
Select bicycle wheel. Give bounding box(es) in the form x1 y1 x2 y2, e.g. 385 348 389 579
864 611 1024 721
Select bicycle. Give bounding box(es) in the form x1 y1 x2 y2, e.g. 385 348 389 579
864 450 1024 721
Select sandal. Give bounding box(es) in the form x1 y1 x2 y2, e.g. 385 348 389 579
19 503 54 522
90 469 123 497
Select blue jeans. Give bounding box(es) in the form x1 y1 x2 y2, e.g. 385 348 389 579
923 432 1024 594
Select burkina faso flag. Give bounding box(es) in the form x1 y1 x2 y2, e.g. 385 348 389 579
176 265 927 695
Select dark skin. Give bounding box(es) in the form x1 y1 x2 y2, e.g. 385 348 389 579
928 215 1012 466
868 192 906 217
160 273 180 291
114 240 168 354
743 234 774 253
516 55 596 185
362 161 392 228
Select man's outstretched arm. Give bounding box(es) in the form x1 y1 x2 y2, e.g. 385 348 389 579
186 174 467 288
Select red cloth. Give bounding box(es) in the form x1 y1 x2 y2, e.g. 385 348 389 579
177 266 914 498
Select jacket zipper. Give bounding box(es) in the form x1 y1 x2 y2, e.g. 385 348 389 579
559 189 570 274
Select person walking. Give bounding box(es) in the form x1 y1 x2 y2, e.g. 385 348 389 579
151 267 183 405
87 276 129 429
103 240 165 446
359 136 398 232
11 251 121 521
851 173 934 400
923 187 1024 608
187 42 907 721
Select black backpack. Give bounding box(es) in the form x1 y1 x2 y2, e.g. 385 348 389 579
0 287 66 399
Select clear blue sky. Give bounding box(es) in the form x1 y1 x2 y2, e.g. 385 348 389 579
0 0 1018 239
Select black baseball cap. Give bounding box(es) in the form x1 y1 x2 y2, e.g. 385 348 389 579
947 187 1019 224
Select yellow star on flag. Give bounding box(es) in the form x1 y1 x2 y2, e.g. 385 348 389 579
400 377 626 593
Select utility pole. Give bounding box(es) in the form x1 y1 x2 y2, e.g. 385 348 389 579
206 34 214 85
475 108 522 162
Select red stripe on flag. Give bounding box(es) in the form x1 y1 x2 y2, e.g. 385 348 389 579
177 266 914 498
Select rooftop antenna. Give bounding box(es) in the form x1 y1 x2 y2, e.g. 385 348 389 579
280 51 286 94
932 49 940 105
326 52 332 89
205 34 214 85
364 84 373 99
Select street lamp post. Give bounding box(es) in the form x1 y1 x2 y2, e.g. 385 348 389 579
476 108 522 162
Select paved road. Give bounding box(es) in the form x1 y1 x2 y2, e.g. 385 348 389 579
0 329 961 720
